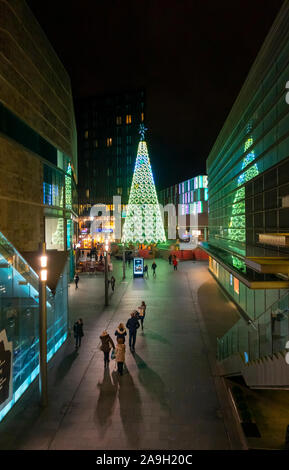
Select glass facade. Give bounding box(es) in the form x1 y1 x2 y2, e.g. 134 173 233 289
0 231 67 422
204 4 289 362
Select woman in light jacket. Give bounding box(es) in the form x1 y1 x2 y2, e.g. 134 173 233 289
115 337 126 376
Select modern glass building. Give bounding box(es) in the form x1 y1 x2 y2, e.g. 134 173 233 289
0 1 77 420
159 175 208 242
201 2 289 366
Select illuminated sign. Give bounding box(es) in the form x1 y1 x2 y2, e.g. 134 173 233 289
133 258 144 277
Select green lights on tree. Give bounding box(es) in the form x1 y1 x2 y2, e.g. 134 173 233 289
228 137 259 244
122 129 166 245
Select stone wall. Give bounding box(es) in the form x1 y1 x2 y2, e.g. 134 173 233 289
0 0 77 175
0 135 43 252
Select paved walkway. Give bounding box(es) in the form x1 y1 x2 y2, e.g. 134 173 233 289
0 259 242 450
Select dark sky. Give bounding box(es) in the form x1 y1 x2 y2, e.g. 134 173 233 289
27 0 283 190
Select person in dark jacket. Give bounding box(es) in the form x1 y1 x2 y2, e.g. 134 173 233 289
138 301 146 331
152 261 157 278
100 330 115 367
168 254 172 265
110 276 116 292
126 312 140 352
73 318 84 348
74 273 79 289
115 323 127 342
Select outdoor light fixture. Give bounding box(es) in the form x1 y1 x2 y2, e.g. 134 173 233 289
40 255 47 268
40 269 47 282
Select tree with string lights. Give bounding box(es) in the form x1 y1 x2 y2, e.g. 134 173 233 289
122 125 166 245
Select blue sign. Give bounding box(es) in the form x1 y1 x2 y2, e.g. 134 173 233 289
133 258 144 278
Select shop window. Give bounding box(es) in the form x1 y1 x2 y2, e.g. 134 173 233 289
45 217 64 251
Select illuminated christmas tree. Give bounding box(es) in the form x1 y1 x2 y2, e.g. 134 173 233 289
228 136 259 244
122 125 166 244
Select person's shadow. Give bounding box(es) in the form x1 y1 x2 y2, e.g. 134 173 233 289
53 350 78 385
94 368 118 435
117 369 143 448
132 353 170 411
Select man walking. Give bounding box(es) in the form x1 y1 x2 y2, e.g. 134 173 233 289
152 261 157 278
74 273 79 289
110 275 116 292
126 312 140 352
168 254 172 265
73 318 84 349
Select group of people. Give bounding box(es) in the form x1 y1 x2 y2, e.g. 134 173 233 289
168 254 179 270
73 301 147 375
74 301 146 377
74 273 116 292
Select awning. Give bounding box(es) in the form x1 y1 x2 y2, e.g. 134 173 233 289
200 242 289 289
21 250 69 292
245 256 289 274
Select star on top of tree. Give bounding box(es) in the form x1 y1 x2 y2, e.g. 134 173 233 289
139 124 147 141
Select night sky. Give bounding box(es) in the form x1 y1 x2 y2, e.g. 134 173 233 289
27 0 283 190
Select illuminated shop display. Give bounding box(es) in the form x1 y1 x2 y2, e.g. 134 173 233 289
228 137 259 243
122 127 166 244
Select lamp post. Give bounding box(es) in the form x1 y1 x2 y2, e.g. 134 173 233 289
122 244 126 280
104 240 109 306
39 242 48 407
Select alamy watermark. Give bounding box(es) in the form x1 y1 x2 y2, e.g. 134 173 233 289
87 196 201 247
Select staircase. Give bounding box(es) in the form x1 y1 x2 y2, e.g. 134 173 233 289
0 231 67 422
217 290 289 388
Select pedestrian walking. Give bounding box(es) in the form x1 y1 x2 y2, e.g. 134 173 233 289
126 312 140 352
152 261 157 278
110 275 116 292
73 318 84 349
168 254 172 265
74 273 79 289
138 301 146 331
144 264 149 279
115 323 127 342
115 337 126 376
99 330 115 367
173 258 178 271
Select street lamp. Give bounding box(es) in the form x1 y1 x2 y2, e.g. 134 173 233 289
104 239 109 306
39 242 48 407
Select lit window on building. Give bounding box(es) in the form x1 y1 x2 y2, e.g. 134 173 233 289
141 112 144 122
117 187 123 195
94 139 98 148
234 278 239 295
107 137 112 147
86 189 90 199
126 114 132 124
84 130 89 139
116 116 122 125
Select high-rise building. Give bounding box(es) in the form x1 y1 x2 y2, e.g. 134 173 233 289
202 2 289 387
76 90 145 214
0 0 77 421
